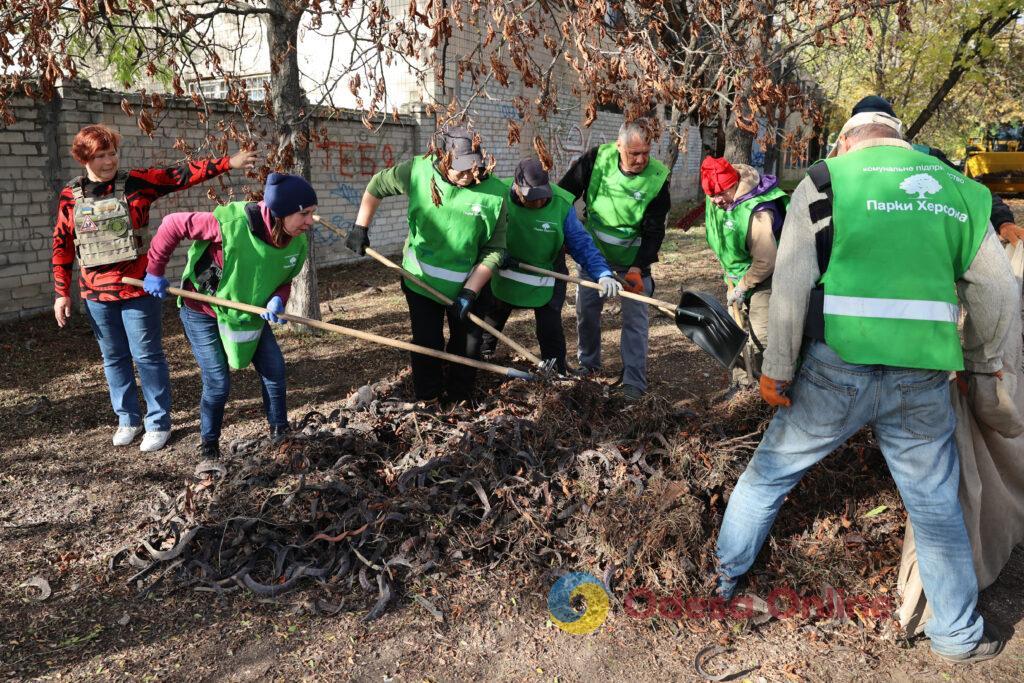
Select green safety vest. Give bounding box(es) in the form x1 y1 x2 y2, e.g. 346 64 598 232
704 187 788 283
490 179 571 307
181 202 308 370
583 143 669 267
821 145 991 370
402 156 505 303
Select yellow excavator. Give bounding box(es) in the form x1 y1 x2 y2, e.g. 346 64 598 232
963 122 1024 195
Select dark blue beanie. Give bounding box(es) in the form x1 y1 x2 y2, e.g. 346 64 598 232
264 172 318 218
851 95 896 117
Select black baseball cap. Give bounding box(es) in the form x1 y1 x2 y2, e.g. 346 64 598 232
442 127 485 172
851 95 897 117
512 158 552 201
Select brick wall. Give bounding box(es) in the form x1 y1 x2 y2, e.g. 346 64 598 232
0 81 417 321
0 55 711 321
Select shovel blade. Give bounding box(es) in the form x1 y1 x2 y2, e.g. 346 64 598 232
674 290 748 370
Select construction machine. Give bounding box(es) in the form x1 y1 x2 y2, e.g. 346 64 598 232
964 122 1024 195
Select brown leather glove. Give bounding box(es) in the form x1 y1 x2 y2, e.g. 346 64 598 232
623 270 644 294
759 374 792 407
998 222 1024 246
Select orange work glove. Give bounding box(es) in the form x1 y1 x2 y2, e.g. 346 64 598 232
759 374 792 407
998 222 1024 246
623 270 645 294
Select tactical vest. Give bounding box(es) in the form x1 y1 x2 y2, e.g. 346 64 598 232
814 146 991 370
583 143 669 267
402 156 506 303
71 172 142 268
490 179 571 308
181 202 308 370
704 187 789 284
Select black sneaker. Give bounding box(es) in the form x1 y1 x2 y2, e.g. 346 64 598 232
197 440 220 460
934 624 1005 664
270 424 290 440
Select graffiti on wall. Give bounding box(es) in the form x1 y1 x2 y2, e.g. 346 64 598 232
313 128 414 248
498 104 522 121
312 175 363 247
318 127 414 179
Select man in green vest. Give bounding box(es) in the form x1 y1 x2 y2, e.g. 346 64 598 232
558 118 671 400
469 158 621 373
700 156 789 389
714 110 1019 663
347 127 507 403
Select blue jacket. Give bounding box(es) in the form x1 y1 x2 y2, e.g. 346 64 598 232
564 206 612 281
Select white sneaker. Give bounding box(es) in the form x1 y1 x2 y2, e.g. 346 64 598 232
140 430 172 452
113 425 144 446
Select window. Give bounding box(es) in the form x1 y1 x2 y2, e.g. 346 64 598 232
193 74 270 102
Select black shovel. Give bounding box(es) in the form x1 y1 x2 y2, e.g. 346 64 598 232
519 263 748 370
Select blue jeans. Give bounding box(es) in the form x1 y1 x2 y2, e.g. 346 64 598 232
85 296 171 432
716 341 983 655
575 268 652 391
179 306 288 443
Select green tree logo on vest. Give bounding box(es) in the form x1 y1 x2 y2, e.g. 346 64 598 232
535 220 556 232
464 203 484 216
632 190 644 201
724 219 736 232
900 173 942 199
285 255 298 268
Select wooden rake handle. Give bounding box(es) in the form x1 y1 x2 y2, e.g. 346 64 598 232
518 263 678 316
312 215 545 367
121 278 536 381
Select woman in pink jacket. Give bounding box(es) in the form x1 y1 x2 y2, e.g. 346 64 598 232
143 174 317 461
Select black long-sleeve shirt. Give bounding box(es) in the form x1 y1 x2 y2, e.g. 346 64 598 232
557 146 671 271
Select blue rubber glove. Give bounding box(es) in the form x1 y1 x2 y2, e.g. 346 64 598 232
448 288 477 322
143 272 169 299
262 295 285 324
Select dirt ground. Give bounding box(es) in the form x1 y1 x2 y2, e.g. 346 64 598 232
1 201 1023 682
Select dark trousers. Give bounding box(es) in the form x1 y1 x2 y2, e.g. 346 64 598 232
467 259 569 374
402 280 478 400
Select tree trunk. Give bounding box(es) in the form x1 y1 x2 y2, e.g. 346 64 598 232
266 0 321 330
723 113 753 165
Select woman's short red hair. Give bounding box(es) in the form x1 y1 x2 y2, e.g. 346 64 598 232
71 124 121 164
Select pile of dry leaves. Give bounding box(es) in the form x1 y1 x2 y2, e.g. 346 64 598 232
111 372 905 627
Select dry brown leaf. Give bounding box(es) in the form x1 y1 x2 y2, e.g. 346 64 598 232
533 136 552 171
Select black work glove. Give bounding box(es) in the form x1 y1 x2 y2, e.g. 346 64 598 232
500 253 520 270
346 224 370 256
448 287 477 322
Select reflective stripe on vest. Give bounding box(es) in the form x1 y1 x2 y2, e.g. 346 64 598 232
496 269 555 287
592 228 639 247
823 295 959 323
218 322 262 343
404 249 470 283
